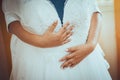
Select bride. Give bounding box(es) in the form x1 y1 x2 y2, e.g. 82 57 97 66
2 0 112 80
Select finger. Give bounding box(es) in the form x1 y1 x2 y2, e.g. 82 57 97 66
62 39 71 45
61 59 74 69
62 22 70 29
70 56 85 68
68 63 73 68
61 25 74 39
47 20 58 32
67 25 74 31
59 55 69 62
61 30 72 39
59 22 70 34
63 32 73 41
67 46 78 52
60 53 75 62
70 63 77 68
70 61 79 68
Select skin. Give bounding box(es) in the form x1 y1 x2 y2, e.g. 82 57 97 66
60 12 102 69
8 12 101 69
8 20 73 48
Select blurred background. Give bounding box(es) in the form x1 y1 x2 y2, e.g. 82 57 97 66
0 0 120 80
97 0 118 80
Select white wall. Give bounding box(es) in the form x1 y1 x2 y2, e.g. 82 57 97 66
98 1 118 80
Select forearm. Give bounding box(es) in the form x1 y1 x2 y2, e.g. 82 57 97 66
8 21 44 47
8 21 73 48
59 13 102 68
86 12 102 51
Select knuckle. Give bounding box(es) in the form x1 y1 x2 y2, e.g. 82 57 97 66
55 37 60 41
56 34 61 39
54 35 63 43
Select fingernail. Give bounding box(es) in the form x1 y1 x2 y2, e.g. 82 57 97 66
65 49 69 52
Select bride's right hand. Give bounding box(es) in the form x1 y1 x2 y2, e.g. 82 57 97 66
8 20 73 48
40 21 73 48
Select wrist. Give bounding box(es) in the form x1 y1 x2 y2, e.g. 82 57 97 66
32 34 46 48
85 42 96 53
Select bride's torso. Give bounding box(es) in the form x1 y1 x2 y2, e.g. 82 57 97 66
15 0 91 34
11 0 94 51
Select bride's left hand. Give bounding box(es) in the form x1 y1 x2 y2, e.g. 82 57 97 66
60 44 94 69
60 12 101 69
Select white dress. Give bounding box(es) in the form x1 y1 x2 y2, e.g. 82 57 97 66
2 0 112 80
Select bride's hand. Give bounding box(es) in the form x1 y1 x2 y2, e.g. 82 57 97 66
41 20 73 48
60 44 94 68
